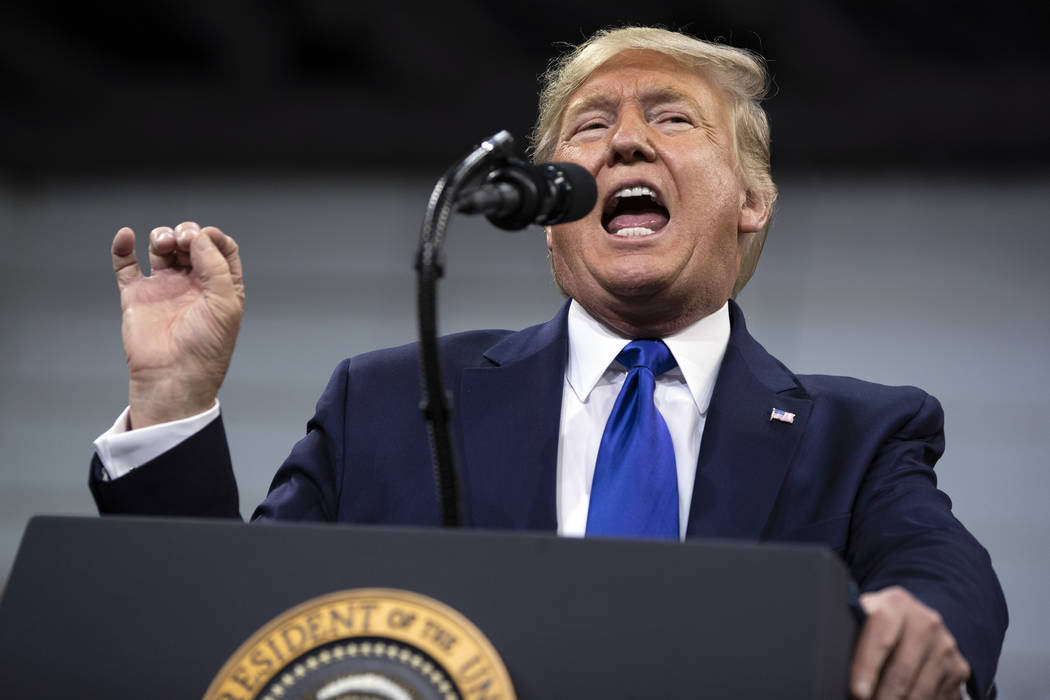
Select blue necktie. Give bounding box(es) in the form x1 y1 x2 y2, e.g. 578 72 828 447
586 339 679 539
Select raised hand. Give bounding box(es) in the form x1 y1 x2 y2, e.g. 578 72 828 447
111 221 245 428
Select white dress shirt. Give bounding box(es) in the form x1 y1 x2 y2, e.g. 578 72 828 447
557 300 730 540
94 301 731 539
94 402 220 480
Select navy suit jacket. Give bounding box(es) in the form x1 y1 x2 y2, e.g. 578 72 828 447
90 300 1007 697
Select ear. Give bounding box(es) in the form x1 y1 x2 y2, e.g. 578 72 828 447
738 188 771 234
545 226 554 253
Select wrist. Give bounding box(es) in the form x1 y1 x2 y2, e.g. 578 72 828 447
128 375 219 429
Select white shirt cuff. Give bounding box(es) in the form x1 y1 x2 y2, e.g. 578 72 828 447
92 401 221 480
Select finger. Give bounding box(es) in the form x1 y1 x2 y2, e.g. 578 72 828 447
189 225 236 299
932 644 970 699
148 226 179 272
111 227 143 288
914 665 956 700
201 226 244 293
872 617 935 700
935 679 965 700
934 675 966 700
174 220 200 251
851 595 905 699
891 613 962 700
173 221 200 267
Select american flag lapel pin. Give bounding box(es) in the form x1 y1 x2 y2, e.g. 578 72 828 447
770 408 796 424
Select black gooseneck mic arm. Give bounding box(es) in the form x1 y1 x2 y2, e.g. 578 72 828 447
415 130 516 527
415 130 597 527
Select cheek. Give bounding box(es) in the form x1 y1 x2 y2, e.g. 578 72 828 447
545 229 580 296
548 220 586 252
547 223 594 274
553 141 604 174
545 227 573 271
679 168 745 242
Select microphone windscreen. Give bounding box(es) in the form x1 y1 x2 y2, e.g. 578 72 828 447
543 162 597 224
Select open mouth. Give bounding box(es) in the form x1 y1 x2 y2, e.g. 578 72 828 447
601 185 670 237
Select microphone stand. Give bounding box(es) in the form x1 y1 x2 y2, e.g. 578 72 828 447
415 130 516 527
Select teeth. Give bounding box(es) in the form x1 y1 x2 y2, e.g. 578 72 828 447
614 226 657 237
614 186 658 201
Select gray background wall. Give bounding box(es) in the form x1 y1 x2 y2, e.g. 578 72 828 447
1 172 1047 695
1 1 1047 696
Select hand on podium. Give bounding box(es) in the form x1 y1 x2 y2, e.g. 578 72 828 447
851 586 971 699
110 221 244 429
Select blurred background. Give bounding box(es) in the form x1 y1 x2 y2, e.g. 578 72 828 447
1 1 1047 695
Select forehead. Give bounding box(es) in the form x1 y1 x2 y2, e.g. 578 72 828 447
564 49 726 114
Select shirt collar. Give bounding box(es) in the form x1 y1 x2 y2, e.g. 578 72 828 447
565 299 731 415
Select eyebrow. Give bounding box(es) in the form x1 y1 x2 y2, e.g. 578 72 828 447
564 85 708 122
563 92 619 120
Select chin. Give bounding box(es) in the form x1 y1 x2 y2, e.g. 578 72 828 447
602 277 670 299
598 260 679 297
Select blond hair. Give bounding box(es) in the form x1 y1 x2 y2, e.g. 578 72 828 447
531 26 776 296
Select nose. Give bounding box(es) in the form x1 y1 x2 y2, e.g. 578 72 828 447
606 109 657 166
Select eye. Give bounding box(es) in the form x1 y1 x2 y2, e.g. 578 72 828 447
657 113 693 126
577 120 607 133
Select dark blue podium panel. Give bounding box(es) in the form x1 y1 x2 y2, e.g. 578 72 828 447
0 516 855 698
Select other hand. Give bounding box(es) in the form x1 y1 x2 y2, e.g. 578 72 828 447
111 221 245 428
851 586 970 699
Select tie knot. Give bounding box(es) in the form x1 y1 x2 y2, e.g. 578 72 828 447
617 339 677 376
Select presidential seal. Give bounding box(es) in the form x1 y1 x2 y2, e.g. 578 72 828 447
204 589 516 700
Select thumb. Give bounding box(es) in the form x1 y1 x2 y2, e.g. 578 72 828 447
189 228 235 300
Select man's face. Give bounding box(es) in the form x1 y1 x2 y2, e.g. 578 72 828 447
546 50 768 335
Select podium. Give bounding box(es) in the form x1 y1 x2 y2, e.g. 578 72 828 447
0 516 856 698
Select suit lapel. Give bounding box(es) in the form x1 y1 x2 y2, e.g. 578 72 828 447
453 300 810 539
457 304 569 530
686 302 812 539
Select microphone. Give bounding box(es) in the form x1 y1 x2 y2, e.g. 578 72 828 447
456 159 597 230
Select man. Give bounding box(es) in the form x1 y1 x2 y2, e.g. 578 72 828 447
90 27 1006 700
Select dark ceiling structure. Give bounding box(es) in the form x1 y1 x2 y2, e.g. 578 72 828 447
1 0 1047 178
